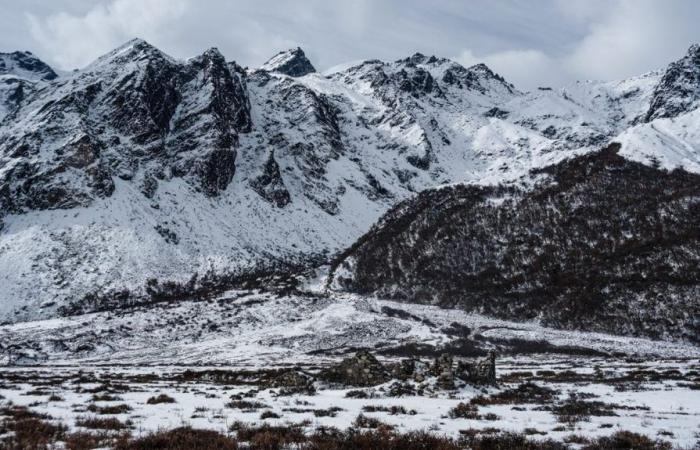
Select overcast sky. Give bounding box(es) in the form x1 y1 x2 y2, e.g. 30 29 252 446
1 0 699 89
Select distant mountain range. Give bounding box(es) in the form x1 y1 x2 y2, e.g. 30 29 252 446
0 40 698 342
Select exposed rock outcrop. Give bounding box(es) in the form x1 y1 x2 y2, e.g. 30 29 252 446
645 44 700 121
261 47 316 77
0 51 58 81
250 149 291 207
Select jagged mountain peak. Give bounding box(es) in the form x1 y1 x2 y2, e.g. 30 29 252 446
465 62 509 83
333 53 515 100
397 52 438 65
644 43 700 121
396 52 456 68
0 50 57 81
260 47 316 77
199 47 225 59
467 62 494 74
85 37 175 71
189 47 230 69
115 37 160 55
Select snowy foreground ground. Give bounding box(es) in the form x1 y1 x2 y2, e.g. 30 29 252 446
0 291 698 447
0 357 698 448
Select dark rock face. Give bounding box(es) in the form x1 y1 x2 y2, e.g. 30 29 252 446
330 144 700 343
261 47 316 77
0 51 58 81
394 54 515 95
250 150 291 207
250 74 344 214
484 107 509 119
162 47 251 196
0 40 252 215
396 67 443 97
645 44 700 121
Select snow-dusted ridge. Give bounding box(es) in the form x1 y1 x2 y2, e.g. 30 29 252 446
1 290 696 366
0 39 699 326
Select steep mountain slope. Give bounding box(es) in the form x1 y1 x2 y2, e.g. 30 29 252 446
0 51 57 81
329 144 700 343
0 40 699 325
645 44 700 121
0 51 57 121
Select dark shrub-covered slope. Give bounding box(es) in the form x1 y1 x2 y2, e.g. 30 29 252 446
330 144 700 342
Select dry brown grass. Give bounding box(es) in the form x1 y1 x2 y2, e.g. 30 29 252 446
582 431 673 450
551 394 617 423
65 431 131 450
86 403 133 415
225 400 268 411
0 402 678 450
146 394 176 405
91 393 123 402
116 427 238 450
448 402 481 419
361 405 417 415
353 414 395 431
0 405 66 450
470 382 559 406
76 416 132 430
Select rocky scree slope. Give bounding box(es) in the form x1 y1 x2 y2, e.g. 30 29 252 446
329 144 700 343
0 40 699 325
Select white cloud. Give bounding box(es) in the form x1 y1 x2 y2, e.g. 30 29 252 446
564 0 700 80
18 0 700 87
456 49 567 90
27 0 189 70
455 0 700 90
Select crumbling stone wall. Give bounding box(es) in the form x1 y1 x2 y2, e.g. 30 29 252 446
319 350 390 387
318 349 497 388
456 351 496 385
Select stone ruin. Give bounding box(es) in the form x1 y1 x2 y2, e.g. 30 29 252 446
457 351 496 385
319 350 391 387
268 369 316 395
319 349 496 389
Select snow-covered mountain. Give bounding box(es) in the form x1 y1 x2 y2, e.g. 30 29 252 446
0 51 58 121
1 39 699 326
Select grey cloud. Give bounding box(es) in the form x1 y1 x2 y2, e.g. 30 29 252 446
2 0 699 90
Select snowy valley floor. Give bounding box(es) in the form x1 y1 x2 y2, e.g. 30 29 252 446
0 357 698 448
0 291 698 448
